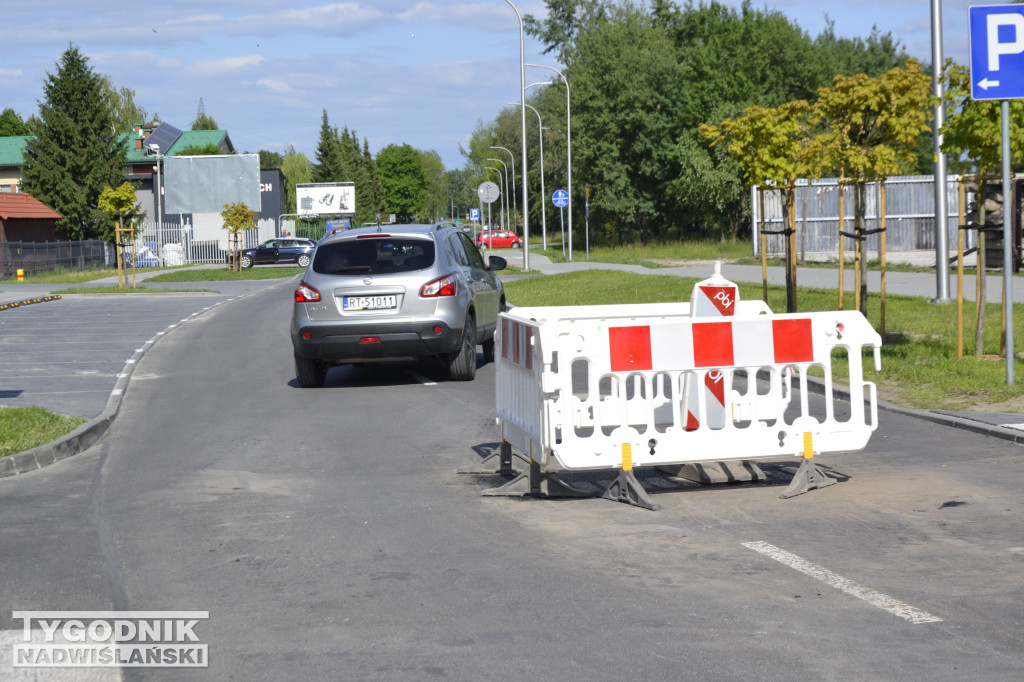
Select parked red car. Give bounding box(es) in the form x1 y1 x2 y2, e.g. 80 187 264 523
475 230 522 249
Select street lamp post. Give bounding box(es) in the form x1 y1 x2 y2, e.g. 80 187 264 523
508 100 547 251
526 63 572 260
483 167 504 248
487 158 510 234
490 146 517 234
147 143 163 230
501 0 530 270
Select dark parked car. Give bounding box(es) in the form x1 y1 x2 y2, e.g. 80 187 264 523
238 238 317 268
291 223 507 386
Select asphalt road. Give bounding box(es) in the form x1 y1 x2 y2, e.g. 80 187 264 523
2 283 1023 680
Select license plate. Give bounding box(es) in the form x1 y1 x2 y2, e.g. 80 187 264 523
343 295 397 311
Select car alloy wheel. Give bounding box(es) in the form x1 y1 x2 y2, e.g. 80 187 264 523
448 316 477 381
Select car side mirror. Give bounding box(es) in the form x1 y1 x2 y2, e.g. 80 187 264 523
486 255 507 272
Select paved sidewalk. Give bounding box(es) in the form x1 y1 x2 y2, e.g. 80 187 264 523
0 266 296 475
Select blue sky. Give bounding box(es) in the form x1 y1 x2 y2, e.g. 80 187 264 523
1 1 975 170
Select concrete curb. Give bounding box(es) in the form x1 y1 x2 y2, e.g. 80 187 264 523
0 287 272 477
802 375 1024 446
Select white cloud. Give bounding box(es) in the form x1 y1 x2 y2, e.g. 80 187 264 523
188 54 267 76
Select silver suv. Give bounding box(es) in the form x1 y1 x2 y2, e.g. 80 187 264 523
291 223 507 387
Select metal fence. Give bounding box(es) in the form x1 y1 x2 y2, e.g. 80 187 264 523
134 220 271 266
752 175 967 260
1 240 113 279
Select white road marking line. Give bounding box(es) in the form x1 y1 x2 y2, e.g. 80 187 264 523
998 422 1024 431
406 371 437 386
742 541 943 624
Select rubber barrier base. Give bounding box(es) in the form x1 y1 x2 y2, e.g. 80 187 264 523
779 458 836 499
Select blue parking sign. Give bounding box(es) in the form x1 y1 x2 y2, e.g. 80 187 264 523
470 208 480 222
970 4 1024 100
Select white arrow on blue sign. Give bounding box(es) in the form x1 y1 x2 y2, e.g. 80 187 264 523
551 189 569 208
969 4 1024 100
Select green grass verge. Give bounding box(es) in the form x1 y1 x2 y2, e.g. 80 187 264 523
0 407 86 457
504 269 1024 412
540 239 751 267
145 267 305 282
51 286 215 294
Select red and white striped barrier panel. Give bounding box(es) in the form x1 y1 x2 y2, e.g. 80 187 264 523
494 301 881 475
686 264 737 430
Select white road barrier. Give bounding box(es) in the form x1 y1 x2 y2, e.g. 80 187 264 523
482 266 882 509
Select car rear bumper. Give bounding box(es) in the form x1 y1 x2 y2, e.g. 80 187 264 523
291 319 462 363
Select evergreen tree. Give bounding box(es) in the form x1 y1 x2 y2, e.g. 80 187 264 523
362 138 387 221
312 110 345 183
0 108 31 136
21 44 126 241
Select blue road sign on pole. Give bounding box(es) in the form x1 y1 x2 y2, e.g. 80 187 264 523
470 208 480 222
969 4 1024 100
552 189 569 208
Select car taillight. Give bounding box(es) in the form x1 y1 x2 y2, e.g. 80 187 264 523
421 274 457 298
295 282 320 302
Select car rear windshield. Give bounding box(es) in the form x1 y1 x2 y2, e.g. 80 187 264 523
312 238 435 275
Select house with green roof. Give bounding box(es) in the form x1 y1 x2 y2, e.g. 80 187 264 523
0 136 34 193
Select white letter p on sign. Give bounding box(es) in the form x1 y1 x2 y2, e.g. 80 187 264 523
988 13 1024 71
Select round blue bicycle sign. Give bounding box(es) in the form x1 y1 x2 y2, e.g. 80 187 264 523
552 189 569 208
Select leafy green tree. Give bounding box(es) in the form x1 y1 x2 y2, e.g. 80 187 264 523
98 181 143 287
810 58 933 320
281 144 312 215
570 3 684 244
191 100 218 130
0 108 31 136
376 144 427 222
361 138 387 221
702 99 813 311
519 0 917 245
940 60 1024 356
445 169 477 221
221 202 258 271
259 150 284 169
420 150 447 221
99 76 156 131
176 143 222 155
97 181 143 232
21 44 127 241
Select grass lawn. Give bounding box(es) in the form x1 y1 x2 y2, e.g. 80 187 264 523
504 269 1024 412
0 407 86 457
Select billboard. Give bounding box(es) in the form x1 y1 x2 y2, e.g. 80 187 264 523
296 182 355 216
163 154 261 214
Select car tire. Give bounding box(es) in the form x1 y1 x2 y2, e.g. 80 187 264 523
295 353 327 388
240 254 254 269
297 254 311 267
448 316 477 381
511 242 521 249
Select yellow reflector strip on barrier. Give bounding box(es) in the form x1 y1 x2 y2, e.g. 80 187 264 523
803 432 814 459
622 443 633 471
